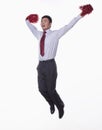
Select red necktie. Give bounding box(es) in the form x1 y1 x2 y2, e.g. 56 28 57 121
40 31 46 56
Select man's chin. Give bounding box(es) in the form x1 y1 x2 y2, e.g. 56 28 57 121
42 27 47 30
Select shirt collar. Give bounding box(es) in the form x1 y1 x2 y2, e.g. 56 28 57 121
43 29 51 33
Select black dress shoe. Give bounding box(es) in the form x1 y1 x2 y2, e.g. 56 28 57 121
50 105 55 114
58 105 64 119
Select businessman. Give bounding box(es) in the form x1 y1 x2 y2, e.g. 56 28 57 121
25 4 93 119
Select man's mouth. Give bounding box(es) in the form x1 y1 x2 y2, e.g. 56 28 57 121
42 25 45 28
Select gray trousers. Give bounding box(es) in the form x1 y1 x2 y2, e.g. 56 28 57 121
37 59 64 109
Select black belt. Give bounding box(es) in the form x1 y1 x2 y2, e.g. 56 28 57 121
39 59 54 63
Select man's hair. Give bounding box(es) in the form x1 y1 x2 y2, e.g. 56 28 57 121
41 15 52 23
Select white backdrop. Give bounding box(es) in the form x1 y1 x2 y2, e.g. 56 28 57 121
0 0 102 130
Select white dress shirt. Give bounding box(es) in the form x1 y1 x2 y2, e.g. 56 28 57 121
26 15 82 61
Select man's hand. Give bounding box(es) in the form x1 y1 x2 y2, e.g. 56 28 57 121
80 4 93 17
26 14 39 23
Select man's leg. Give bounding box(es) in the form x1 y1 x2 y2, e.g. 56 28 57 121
45 60 64 118
37 62 55 114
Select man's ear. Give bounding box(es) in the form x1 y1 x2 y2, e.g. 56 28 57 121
49 23 52 28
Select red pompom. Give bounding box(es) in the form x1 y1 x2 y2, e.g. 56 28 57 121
79 4 93 17
26 14 39 23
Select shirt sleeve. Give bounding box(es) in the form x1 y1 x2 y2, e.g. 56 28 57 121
25 20 41 40
56 15 82 38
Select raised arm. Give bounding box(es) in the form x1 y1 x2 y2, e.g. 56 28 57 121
56 4 93 38
25 14 41 40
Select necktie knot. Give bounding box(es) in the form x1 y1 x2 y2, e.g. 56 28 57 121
43 31 46 36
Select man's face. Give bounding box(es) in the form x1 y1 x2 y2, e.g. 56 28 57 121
41 18 52 31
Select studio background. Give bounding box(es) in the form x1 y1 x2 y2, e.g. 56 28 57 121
0 0 102 130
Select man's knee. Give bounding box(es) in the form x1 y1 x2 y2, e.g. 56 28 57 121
47 89 56 96
39 88 46 95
